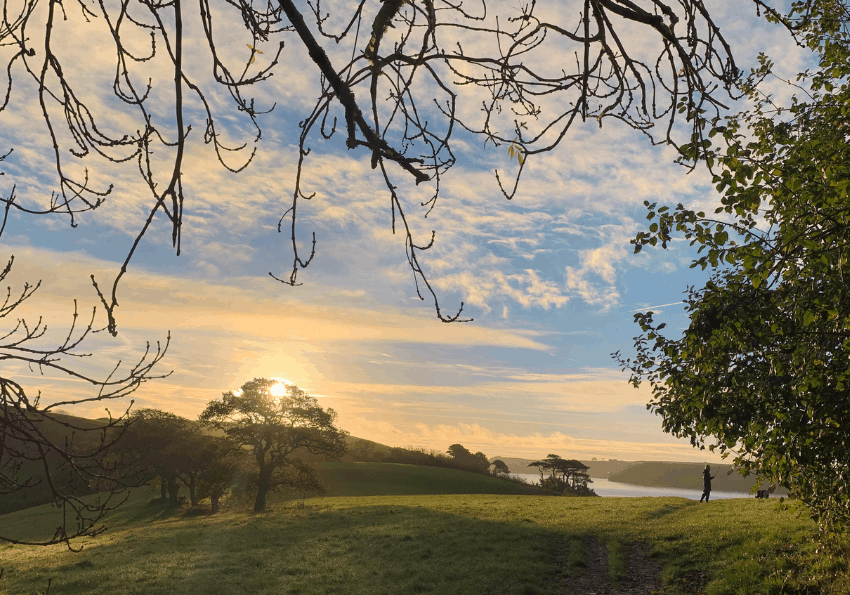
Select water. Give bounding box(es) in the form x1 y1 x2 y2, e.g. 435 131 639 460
514 474 746 500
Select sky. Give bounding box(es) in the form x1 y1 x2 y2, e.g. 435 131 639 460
0 0 809 462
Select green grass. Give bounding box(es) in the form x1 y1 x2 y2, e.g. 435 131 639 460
291 462 550 498
1 464 848 595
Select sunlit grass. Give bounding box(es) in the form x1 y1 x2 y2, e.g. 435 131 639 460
1 466 847 594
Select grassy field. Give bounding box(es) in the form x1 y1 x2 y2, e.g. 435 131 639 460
294 462 551 498
1 463 848 595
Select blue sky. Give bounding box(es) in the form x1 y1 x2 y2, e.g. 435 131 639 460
0 0 807 461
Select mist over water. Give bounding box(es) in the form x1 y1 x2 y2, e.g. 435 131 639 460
514 474 747 500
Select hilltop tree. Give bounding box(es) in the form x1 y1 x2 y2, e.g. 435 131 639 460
616 2 850 533
199 379 348 512
529 454 594 495
447 444 490 474
491 459 510 477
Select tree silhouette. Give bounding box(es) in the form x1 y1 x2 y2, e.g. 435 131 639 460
199 378 347 512
109 409 201 506
528 454 593 494
491 459 510 476
0 255 168 548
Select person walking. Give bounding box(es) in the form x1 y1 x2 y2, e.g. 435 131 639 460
700 464 716 502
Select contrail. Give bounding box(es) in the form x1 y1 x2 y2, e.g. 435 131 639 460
626 301 685 312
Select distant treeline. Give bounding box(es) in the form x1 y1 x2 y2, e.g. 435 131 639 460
378 444 496 476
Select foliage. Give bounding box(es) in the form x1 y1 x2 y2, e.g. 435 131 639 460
108 409 245 512
109 409 198 506
446 444 491 474
615 2 850 534
199 378 348 512
491 459 510 477
528 454 596 496
196 437 245 514
380 444 496 476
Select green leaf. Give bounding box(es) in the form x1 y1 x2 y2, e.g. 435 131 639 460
803 311 816 327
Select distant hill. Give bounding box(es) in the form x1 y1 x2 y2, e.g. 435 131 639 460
607 461 788 495
489 457 637 479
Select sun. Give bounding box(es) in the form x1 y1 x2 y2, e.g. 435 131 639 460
269 378 291 398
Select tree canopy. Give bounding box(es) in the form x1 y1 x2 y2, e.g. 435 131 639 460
491 459 510 476
528 454 594 495
446 443 490 474
616 1 850 534
199 378 348 512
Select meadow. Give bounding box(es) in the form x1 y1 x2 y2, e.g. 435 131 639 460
1 462 848 595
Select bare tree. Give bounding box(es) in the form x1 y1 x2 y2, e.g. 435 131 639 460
0 163 169 547
1 0 812 331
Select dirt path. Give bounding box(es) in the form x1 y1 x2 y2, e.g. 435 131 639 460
549 536 663 595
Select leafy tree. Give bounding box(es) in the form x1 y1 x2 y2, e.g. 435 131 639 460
115 409 246 511
199 379 348 512
616 2 850 534
491 459 510 477
111 409 197 506
446 444 472 460
446 443 490 474
528 454 594 495
196 437 245 514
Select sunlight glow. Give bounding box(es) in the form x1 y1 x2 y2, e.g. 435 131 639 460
270 379 291 398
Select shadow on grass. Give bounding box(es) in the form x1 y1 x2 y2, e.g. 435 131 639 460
643 501 690 521
5 501 571 595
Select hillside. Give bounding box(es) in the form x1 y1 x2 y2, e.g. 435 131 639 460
295 462 552 499
0 487 839 594
0 410 111 515
0 412 403 515
607 461 788 495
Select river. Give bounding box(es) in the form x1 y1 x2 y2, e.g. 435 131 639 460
513 474 748 500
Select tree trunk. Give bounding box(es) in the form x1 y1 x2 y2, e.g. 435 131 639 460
188 473 198 506
210 495 220 514
168 476 180 506
160 478 167 500
254 473 270 513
